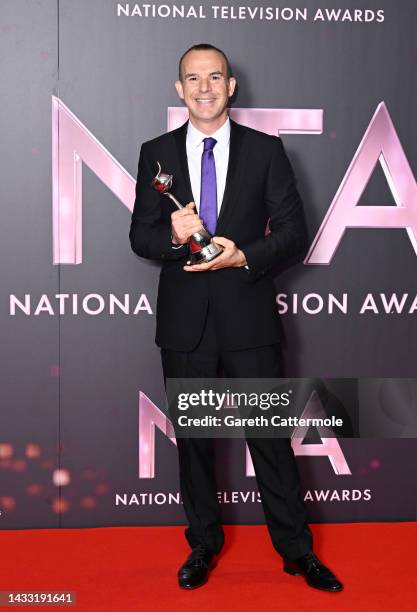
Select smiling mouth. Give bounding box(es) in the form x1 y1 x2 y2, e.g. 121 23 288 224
195 98 216 103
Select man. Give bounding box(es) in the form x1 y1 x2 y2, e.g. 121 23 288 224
129 44 343 593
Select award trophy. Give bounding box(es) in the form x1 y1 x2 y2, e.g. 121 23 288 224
151 161 224 264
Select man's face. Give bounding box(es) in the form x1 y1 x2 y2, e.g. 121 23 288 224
175 49 236 127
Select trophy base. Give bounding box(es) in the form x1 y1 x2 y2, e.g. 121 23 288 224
189 241 224 265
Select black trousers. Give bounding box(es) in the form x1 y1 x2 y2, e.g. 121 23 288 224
160 306 313 560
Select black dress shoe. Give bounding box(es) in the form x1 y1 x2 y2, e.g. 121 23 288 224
178 544 216 589
283 552 343 592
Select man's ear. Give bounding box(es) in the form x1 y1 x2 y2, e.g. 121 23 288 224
228 77 237 98
175 79 185 100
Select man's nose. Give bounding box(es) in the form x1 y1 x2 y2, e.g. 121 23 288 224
198 78 211 92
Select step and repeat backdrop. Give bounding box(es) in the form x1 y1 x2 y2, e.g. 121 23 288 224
1 0 416 529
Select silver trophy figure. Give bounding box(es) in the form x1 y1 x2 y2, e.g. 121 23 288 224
151 161 224 264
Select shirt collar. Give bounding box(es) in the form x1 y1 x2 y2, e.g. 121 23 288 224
186 116 231 150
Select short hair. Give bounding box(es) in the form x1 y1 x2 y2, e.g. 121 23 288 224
178 44 233 81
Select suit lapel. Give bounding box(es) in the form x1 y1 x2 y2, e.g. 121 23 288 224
173 120 194 203
215 118 247 235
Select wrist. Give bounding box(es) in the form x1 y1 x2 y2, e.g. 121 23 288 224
171 233 187 250
171 231 189 246
237 249 247 267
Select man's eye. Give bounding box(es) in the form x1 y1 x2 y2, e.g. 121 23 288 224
187 76 197 82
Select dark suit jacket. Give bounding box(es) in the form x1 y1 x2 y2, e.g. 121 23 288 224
129 118 308 351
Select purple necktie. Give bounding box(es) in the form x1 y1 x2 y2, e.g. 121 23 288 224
200 137 218 235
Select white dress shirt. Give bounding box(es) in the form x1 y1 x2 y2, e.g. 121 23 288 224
186 117 230 213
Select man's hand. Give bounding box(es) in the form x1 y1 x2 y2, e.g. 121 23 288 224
171 202 203 244
183 237 247 271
